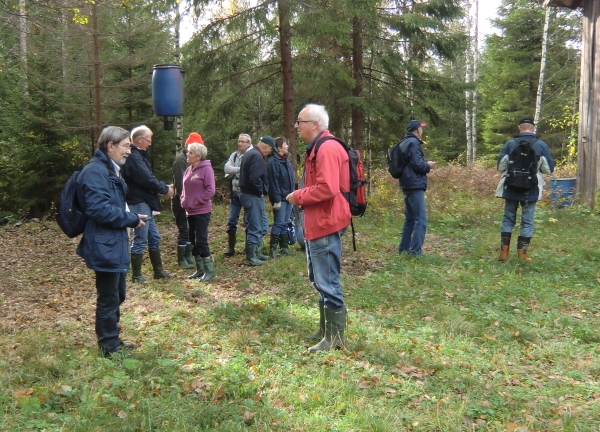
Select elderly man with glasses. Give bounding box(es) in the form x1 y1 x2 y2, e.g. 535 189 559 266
122 125 174 284
223 134 253 257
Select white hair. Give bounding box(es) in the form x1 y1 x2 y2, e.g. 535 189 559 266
239 133 252 144
303 104 329 129
130 125 152 141
188 143 207 159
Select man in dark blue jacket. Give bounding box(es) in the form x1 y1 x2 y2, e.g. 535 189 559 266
495 117 554 262
239 136 274 265
398 120 436 256
76 126 146 358
122 126 174 283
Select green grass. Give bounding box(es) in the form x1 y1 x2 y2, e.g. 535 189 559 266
1 167 600 431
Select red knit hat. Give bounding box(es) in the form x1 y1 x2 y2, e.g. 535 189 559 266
185 132 204 145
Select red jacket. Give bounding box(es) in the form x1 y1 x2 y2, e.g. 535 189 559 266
293 131 351 241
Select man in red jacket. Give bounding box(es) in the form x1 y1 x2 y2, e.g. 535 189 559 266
286 104 351 352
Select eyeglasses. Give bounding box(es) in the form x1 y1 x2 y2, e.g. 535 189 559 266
139 136 152 144
112 142 132 150
238 140 250 144
294 120 314 126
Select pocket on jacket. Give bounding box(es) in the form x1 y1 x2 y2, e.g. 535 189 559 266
92 231 122 269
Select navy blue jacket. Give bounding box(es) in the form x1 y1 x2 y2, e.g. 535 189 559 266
76 150 140 272
398 132 430 191
266 152 295 204
121 146 169 211
496 132 555 202
239 147 268 197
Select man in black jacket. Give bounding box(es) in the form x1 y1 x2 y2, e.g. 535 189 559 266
398 120 435 257
239 136 275 265
122 125 174 283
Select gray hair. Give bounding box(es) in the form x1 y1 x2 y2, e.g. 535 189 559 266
130 125 152 141
239 133 252 144
188 143 207 159
98 126 130 152
303 104 329 129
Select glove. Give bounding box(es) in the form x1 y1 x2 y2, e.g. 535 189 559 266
273 202 281 210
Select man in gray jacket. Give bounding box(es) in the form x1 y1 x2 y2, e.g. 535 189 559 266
223 133 253 256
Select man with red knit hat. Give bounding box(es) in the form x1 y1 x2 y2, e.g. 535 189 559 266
173 132 204 268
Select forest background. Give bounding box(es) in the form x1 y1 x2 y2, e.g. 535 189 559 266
0 0 583 219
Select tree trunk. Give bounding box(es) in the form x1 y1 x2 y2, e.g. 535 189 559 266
18 0 28 95
534 7 551 130
91 1 102 143
351 17 364 153
577 0 600 207
472 0 478 162
278 0 297 169
465 0 473 164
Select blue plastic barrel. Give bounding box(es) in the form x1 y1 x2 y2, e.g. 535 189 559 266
152 64 183 117
550 177 576 208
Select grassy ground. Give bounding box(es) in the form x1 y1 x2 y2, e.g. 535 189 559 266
1 166 600 431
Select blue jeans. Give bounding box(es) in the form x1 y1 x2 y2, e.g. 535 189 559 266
95 271 126 354
398 189 427 256
226 191 243 234
188 212 211 257
239 193 267 244
129 202 160 254
501 199 536 237
306 230 345 309
271 201 293 235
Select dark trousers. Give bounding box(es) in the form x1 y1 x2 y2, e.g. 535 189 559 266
188 212 211 257
172 195 189 246
95 271 126 354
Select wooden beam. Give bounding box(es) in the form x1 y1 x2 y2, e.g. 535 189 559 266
544 0 584 9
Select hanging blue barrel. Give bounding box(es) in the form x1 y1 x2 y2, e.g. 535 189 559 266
550 177 576 208
152 64 183 117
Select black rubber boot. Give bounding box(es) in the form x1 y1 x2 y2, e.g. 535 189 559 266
224 232 236 257
246 243 266 266
149 248 173 279
308 305 347 352
270 233 282 258
304 300 325 343
279 233 294 256
188 256 205 279
184 243 194 266
130 253 148 285
200 256 216 282
257 239 270 261
178 246 194 269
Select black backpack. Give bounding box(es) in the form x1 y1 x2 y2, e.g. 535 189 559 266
56 169 87 238
504 137 538 191
387 138 410 179
312 136 367 217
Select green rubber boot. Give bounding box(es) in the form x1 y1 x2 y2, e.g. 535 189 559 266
308 306 347 353
149 248 173 279
270 233 282 258
304 300 325 343
130 253 148 285
279 233 294 256
184 243 195 266
245 243 266 266
178 246 194 269
188 256 205 279
224 232 236 257
257 239 270 261
200 256 215 282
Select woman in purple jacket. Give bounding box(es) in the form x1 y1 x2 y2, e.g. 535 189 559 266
181 143 216 281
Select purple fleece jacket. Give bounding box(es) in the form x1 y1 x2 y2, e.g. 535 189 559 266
180 160 215 215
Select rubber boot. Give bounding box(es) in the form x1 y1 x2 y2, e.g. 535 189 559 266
178 246 194 269
270 233 282 258
224 232 236 257
200 256 215 282
149 248 173 279
308 306 347 352
188 256 205 279
245 243 266 266
517 236 533 262
499 232 511 261
257 239 270 261
184 243 195 266
130 253 148 285
304 300 325 343
279 233 294 256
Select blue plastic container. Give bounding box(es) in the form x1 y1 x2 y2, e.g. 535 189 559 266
550 177 576 208
152 64 183 117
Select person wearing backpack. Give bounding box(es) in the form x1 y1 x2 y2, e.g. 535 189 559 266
496 117 554 262
76 126 147 358
397 120 436 257
286 104 351 352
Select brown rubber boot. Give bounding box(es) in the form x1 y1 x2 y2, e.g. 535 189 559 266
517 236 533 262
499 232 511 261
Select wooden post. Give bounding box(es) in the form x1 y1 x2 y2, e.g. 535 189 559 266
577 0 600 207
